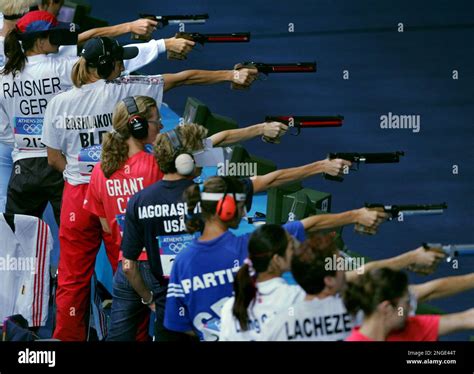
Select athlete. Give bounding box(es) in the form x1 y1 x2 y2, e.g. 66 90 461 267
41 35 257 341
0 10 184 224
344 268 474 341
0 1 36 212
258 233 454 341
219 224 304 341
33 0 195 57
220 228 450 341
163 176 387 341
120 121 356 341
83 95 164 341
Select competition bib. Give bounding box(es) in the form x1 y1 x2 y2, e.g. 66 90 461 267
157 233 199 277
14 117 46 151
78 145 102 176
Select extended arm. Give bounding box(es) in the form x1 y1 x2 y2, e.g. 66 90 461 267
438 308 474 336
250 159 351 193
163 67 257 92
78 19 158 44
346 247 446 283
210 122 287 147
409 273 474 303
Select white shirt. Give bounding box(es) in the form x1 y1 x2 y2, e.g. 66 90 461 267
219 277 305 341
41 75 164 185
0 35 5 68
0 38 165 151
0 214 52 326
259 294 354 341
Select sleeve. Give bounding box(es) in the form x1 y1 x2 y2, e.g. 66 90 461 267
123 39 166 73
164 263 194 333
121 197 145 261
83 166 106 217
58 45 78 58
240 178 254 212
116 75 164 108
387 315 440 341
41 98 62 150
282 221 306 243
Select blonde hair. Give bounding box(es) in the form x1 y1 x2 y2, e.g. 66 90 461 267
100 96 157 178
0 0 36 15
71 57 101 88
153 123 208 174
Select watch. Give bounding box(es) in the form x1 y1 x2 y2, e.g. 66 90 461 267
141 291 154 305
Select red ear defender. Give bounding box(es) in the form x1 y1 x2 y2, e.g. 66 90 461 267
217 195 237 221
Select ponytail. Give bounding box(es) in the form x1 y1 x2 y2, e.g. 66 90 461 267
72 57 99 88
343 268 409 317
2 28 30 76
232 224 288 331
233 262 258 331
183 184 204 234
101 132 129 178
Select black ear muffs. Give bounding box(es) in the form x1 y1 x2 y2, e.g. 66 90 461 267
90 37 115 79
123 97 149 139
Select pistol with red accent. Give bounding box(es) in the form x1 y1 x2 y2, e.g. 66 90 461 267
168 32 251 59
264 115 343 140
232 62 317 89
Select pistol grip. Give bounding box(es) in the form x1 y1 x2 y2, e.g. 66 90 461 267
167 51 187 60
324 174 344 182
231 63 255 90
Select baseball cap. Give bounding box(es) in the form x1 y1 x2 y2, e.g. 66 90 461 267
16 10 78 45
81 37 139 65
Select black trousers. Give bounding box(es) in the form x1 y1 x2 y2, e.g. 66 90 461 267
6 157 64 226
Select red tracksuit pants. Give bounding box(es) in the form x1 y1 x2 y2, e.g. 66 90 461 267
53 182 118 341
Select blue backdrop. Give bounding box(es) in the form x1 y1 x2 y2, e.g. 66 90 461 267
82 0 474 340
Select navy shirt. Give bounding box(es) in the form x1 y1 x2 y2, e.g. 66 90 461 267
163 221 306 341
121 178 254 280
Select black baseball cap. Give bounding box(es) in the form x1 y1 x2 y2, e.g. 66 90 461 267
81 37 139 65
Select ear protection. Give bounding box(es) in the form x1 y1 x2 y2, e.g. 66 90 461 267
166 129 195 176
95 37 116 79
200 178 247 222
123 96 149 140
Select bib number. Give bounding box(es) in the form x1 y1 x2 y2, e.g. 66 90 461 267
78 144 102 176
157 233 199 277
14 117 45 151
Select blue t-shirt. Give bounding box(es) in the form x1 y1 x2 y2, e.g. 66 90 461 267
121 178 254 280
163 220 306 341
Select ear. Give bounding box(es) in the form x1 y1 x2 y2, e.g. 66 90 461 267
323 275 336 289
377 300 393 315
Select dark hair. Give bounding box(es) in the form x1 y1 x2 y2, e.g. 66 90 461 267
291 233 339 295
343 268 408 316
1 29 48 76
183 176 244 234
232 224 288 331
